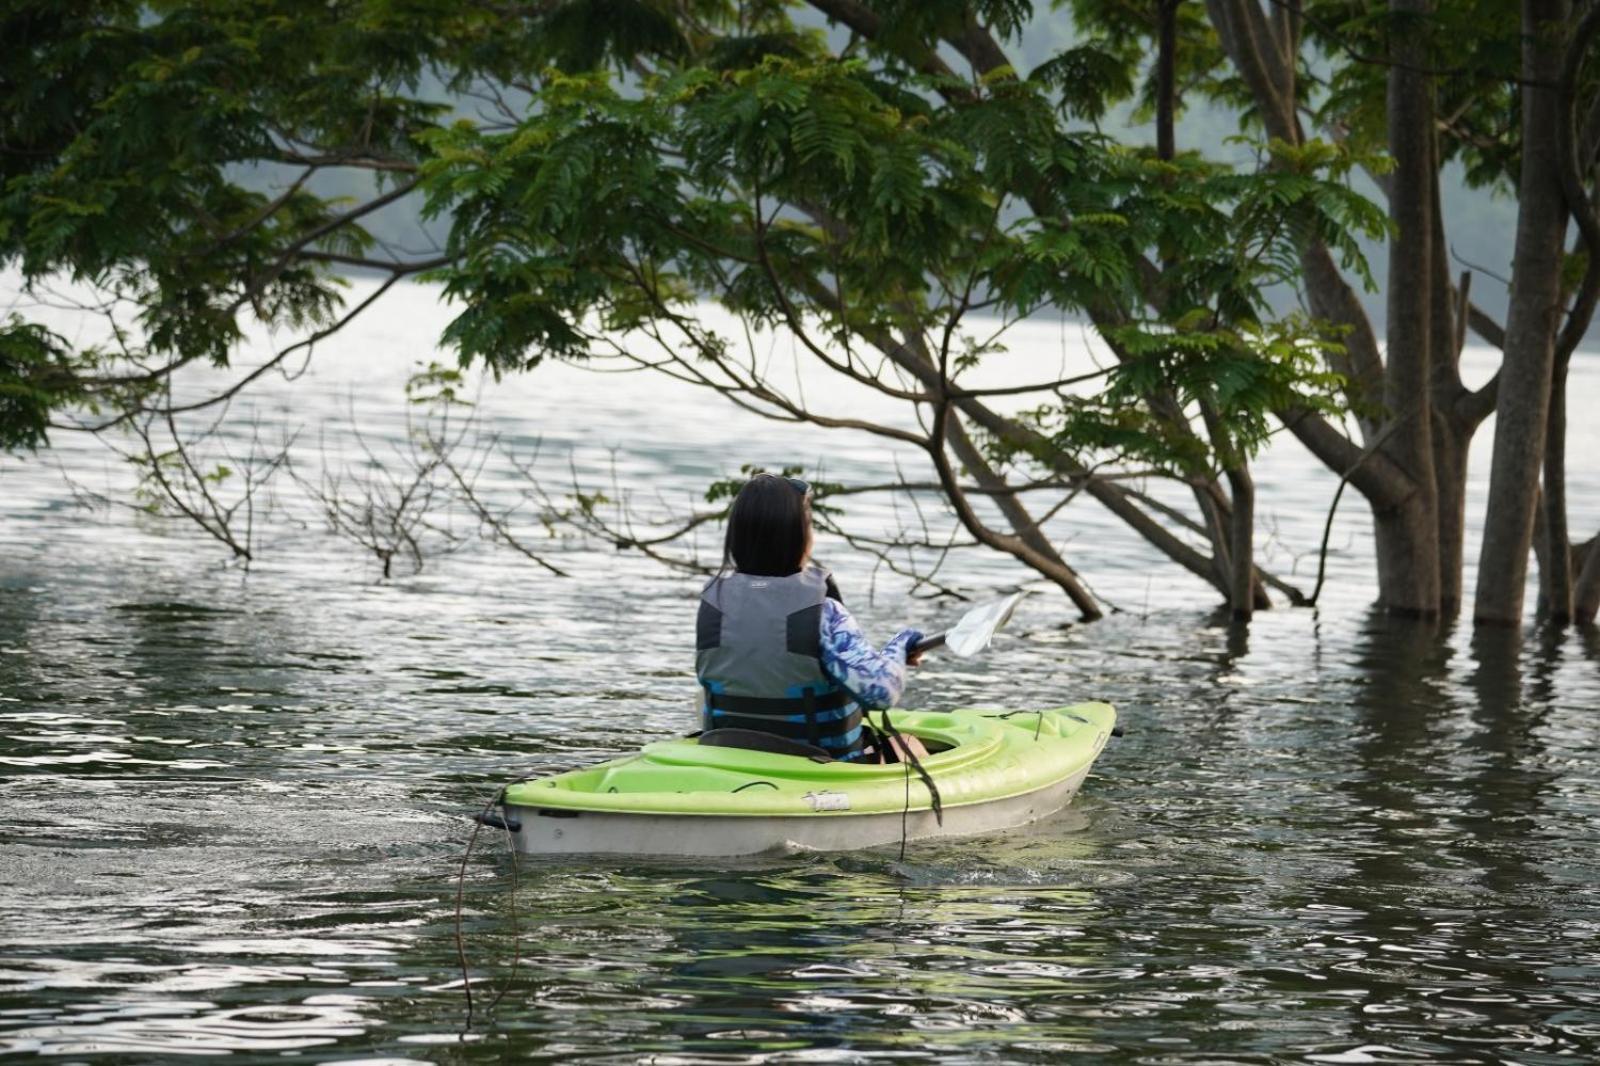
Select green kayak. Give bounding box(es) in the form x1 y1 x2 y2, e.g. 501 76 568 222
494 702 1116 857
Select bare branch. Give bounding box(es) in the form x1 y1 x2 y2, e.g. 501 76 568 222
442 453 571 577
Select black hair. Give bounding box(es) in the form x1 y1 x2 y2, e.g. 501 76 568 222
723 474 811 576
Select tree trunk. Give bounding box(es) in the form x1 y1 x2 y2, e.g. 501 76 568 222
1547 9 1600 623
1225 465 1256 619
1196 399 1262 618
1533 485 1550 614
1575 534 1600 625
1475 0 1572 626
1427 225 1476 617
1431 421 1471 615
1540 354 1572 623
1157 0 1178 161
1152 9 1262 613
1376 0 1441 616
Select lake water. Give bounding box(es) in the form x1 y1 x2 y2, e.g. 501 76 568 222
2 277 1598 1063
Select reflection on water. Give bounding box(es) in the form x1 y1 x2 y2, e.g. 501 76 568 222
3 286 1599 1060
0 1000 372 1058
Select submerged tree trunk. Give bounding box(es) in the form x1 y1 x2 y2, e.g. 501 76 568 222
1541 354 1572 623
1546 7 1600 623
1575 534 1600 624
1197 401 1260 619
1427 227 1482 617
1476 0 1572 626
1432 420 1472 615
1376 0 1441 616
1154 0 1265 617
1225 466 1256 620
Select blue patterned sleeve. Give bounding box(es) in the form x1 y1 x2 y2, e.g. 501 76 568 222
819 599 922 710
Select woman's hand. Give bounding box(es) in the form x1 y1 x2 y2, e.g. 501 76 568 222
902 629 925 667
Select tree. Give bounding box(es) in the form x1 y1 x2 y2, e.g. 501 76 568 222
1187 0 1600 624
4 0 1375 619
5 1 1594 627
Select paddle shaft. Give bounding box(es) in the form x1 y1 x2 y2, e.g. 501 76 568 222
910 632 945 656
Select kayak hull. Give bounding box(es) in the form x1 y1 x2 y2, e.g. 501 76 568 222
506 763 1092 857
498 703 1115 858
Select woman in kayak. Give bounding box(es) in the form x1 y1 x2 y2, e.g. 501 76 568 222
696 472 925 763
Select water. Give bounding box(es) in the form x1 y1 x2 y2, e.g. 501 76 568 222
2 278 1598 1063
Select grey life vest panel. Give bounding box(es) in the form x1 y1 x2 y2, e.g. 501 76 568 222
695 565 863 758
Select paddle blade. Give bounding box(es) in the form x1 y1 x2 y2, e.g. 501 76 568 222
944 591 1028 657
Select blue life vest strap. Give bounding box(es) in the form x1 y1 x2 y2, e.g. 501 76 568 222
703 689 850 715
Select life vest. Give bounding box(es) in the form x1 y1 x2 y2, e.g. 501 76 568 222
695 565 864 760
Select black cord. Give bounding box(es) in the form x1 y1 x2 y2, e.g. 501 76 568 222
456 785 532 1025
484 817 523 1014
879 708 942 865
455 788 503 1029
731 779 778 792
877 708 942 825
898 751 910 862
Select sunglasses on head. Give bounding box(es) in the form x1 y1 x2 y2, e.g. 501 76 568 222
752 472 810 496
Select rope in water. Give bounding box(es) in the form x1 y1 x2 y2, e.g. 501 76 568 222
453 789 498 1027
454 782 533 1028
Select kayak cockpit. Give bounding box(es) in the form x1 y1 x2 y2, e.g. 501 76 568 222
696 726 958 762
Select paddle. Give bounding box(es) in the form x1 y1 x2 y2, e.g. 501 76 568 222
909 590 1028 658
